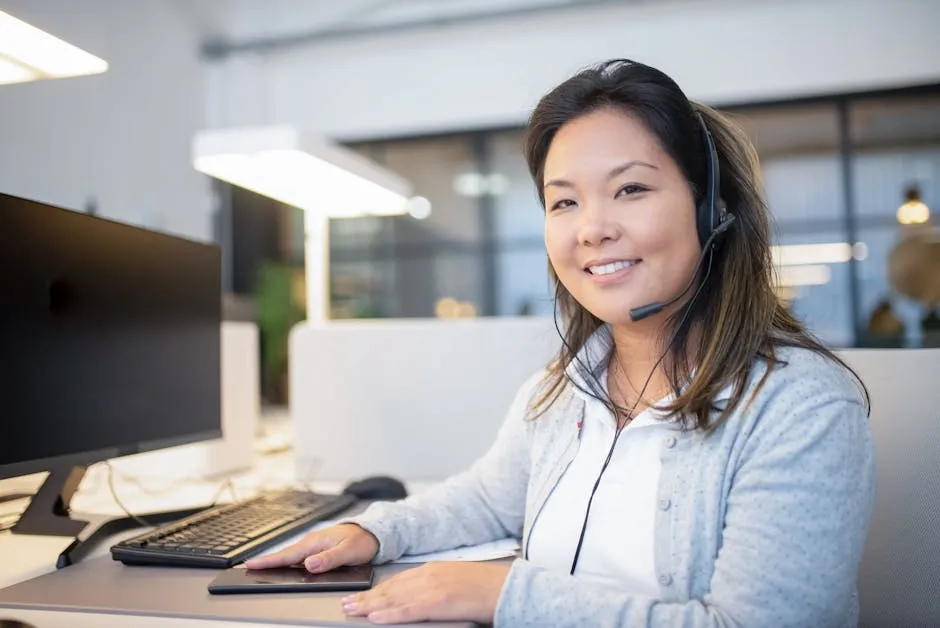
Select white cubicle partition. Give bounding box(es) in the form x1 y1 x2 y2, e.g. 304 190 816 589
289 317 559 483
838 348 940 627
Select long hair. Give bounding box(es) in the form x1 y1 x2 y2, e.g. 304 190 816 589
524 59 868 430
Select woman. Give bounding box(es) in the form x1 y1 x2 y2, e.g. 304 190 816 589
248 59 875 627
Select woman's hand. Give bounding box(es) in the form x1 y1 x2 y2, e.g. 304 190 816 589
341 561 512 624
244 523 378 573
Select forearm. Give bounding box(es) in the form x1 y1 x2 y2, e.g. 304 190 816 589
342 469 522 563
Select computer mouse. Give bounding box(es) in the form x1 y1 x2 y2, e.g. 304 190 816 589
0 619 37 628
342 476 408 501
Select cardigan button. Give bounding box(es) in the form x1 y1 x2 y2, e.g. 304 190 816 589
663 436 677 449
658 573 673 586
658 498 672 511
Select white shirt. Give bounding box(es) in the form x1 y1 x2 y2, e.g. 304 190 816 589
526 362 677 595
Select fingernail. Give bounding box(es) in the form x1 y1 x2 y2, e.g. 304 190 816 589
343 602 359 612
305 557 321 570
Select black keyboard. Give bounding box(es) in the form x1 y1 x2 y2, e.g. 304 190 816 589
110 490 358 568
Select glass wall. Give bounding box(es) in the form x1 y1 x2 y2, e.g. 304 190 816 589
331 136 484 318
732 104 853 344
489 131 553 317
849 94 940 347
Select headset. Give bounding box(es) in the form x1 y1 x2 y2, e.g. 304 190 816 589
695 111 734 248
562 110 737 575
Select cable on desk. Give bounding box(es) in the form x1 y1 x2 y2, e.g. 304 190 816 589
209 477 238 505
105 461 156 528
81 431 298 507
104 462 240 530
88 463 209 498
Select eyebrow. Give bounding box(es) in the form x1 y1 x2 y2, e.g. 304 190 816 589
543 160 658 190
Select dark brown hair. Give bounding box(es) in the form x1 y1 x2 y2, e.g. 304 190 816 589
524 59 868 429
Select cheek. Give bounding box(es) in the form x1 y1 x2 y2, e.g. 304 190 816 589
637 196 698 258
644 219 701 285
543 220 570 269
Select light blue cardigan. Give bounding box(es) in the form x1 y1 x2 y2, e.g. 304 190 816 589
346 341 875 627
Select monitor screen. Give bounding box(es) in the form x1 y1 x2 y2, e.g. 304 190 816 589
0 192 221 473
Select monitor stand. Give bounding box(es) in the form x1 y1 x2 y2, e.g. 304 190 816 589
12 465 89 537
11 464 209 568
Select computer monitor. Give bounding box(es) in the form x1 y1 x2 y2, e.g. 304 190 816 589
0 191 221 542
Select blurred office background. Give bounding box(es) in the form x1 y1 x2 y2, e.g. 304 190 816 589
1 0 938 404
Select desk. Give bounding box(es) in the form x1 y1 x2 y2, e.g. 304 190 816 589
0 555 471 628
0 428 471 628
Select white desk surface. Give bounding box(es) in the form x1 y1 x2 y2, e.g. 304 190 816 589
0 424 434 628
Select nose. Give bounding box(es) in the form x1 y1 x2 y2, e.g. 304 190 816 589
577 201 621 247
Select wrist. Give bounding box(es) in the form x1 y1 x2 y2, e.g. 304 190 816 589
480 562 514 624
339 523 380 558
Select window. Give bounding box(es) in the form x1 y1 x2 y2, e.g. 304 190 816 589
850 94 940 347
489 131 551 316
733 104 856 345
331 136 484 318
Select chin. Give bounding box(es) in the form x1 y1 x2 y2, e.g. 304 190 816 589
597 311 642 327
562 278 662 326
578 299 646 327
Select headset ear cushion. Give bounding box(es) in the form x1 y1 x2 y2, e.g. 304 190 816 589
697 199 715 247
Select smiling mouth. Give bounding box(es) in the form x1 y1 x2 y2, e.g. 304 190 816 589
585 260 641 276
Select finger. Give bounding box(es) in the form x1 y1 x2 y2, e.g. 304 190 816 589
245 535 330 569
245 548 306 570
341 578 387 614
342 565 431 615
343 588 393 617
303 545 351 573
368 603 429 625
340 565 427 611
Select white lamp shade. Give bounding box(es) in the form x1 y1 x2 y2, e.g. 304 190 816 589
192 126 413 217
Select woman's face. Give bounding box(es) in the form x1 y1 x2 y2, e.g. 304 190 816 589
543 107 701 327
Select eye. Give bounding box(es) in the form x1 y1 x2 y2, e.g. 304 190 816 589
616 183 648 198
549 198 576 212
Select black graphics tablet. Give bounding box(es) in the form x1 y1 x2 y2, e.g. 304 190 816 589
208 564 374 595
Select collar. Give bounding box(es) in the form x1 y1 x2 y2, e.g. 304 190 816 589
564 324 614 397
565 325 671 426
563 323 735 420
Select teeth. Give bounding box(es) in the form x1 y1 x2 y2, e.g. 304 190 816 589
589 260 636 275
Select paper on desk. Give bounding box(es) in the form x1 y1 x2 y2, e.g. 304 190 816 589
250 524 518 565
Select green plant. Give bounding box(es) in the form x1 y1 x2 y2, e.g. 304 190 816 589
253 260 305 404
